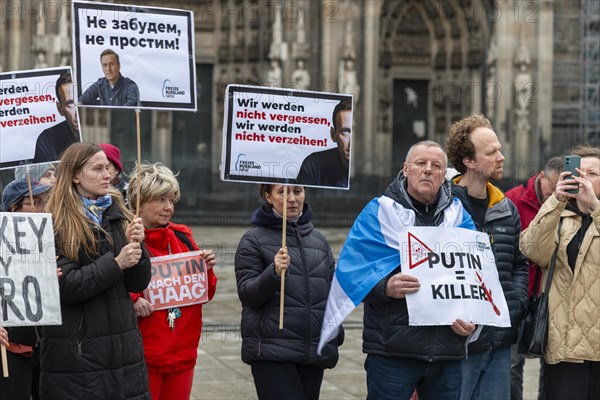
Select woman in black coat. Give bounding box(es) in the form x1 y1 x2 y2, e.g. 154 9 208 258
235 184 342 400
40 143 151 400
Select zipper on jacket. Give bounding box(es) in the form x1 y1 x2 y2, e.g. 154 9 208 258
427 327 435 362
487 226 494 245
76 311 85 355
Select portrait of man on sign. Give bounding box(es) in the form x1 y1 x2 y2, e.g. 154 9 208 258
296 99 352 188
34 72 81 163
79 49 139 107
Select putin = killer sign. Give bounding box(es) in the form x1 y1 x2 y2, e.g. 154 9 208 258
144 251 208 310
400 226 510 327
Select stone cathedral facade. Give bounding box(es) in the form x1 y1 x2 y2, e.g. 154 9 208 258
1 0 598 222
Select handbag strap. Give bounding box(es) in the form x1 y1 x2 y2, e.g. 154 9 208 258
173 229 196 252
542 218 564 294
532 264 542 296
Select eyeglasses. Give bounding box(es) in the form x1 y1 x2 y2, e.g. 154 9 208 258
544 175 558 191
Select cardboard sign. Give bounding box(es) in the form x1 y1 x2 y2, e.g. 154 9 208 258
73 1 197 110
0 212 61 327
221 85 353 189
0 67 81 169
400 226 510 327
144 251 209 310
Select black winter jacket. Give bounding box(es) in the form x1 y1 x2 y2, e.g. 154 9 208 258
40 202 151 400
235 203 341 368
362 172 470 361
452 178 529 353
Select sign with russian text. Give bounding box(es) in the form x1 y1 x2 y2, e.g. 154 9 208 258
73 1 196 110
0 67 81 169
0 213 61 327
144 251 209 310
221 84 353 189
400 226 510 327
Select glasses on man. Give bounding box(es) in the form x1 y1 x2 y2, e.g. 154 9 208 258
544 175 558 192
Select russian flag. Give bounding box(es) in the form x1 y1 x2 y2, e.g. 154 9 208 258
317 196 475 354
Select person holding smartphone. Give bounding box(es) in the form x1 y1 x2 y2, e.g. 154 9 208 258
520 145 600 400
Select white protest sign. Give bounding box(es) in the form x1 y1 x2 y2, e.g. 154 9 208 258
221 84 353 189
73 1 196 110
143 251 209 310
0 67 81 169
0 213 61 327
400 226 510 327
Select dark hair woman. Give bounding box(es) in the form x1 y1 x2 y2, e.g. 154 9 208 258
234 184 343 400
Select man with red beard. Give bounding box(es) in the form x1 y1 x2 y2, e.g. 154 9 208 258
445 114 529 400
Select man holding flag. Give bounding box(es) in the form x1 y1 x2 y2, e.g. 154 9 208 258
319 141 476 399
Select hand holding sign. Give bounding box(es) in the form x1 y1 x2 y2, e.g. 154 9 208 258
0 328 7 378
134 297 155 318
274 247 289 277
116 242 143 270
199 250 216 270
451 319 476 336
0 327 8 347
126 217 145 243
385 273 420 299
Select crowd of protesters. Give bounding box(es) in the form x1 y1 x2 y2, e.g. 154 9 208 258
1 113 598 400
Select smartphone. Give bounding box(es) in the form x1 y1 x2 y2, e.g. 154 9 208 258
563 155 581 194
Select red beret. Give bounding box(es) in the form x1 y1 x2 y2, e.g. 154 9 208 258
98 143 123 173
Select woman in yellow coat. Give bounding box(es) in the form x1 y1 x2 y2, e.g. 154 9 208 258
520 145 600 400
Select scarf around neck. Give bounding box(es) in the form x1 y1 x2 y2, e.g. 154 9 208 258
80 194 113 225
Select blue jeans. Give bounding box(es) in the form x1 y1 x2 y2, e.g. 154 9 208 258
365 354 463 400
460 346 511 400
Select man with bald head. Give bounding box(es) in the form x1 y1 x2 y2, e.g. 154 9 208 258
446 114 528 400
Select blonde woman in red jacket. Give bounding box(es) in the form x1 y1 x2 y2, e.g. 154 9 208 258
128 162 217 400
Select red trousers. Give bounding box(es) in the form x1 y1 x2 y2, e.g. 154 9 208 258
148 368 195 400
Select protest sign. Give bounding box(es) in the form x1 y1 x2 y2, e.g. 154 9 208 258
143 251 209 310
399 226 510 327
0 212 61 327
73 1 196 110
221 85 353 189
0 67 81 169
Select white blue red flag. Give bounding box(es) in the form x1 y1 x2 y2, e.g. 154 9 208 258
317 196 475 354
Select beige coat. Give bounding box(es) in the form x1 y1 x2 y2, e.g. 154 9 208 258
520 195 600 364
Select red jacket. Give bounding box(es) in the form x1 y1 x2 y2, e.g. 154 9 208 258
132 223 217 374
505 174 542 296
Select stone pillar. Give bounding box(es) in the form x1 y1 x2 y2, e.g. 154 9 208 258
291 0 310 90
152 111 172 165
32 5 48 69
513 30 533 180
362 1 382 176
494 0 519 175
266 2 283 86
9 7 22 70
321 2 335 90
537 0 554 161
